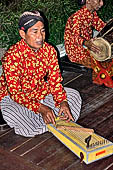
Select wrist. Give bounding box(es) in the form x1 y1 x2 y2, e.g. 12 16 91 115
60 100 68 107
60 99 67 104
38 103 52 114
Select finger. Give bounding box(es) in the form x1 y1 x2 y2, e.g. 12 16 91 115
66 116 73 122
92 44 101 52
51 111 56 125
92 37 97 41
60 114 68 120
47 111 56 125
66 111 74 122
58 108 63 116
69 113 74 121
91 47 100 54
44 113 53 124
91 45 98 51
44 117 49 124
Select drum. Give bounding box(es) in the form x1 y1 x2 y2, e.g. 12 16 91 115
90 18 113 61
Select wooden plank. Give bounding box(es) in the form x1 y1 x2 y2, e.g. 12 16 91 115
37 145 79 170
103 163 113 170
65 73 113 117
78 99 113 129
0 126 11 136
62 71 83 86
11 132 52 154
77 99 113 142
0 130 29 150
94 115 113 139
0 147 42 170
66 156 113 170
20 136 65 164
62 71 82 85
0 129 52 153
81 87 113 117
64 72 92 90
63 71 113 117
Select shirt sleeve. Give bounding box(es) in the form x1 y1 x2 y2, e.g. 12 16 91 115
0 73 8 102
92 11 106 32
2 51 41 113
47 47 67 107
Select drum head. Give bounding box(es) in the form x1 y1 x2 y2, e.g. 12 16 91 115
90 37 111 61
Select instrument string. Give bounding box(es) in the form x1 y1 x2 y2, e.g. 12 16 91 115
55 119 110 149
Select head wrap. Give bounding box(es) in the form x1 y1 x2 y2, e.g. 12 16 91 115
18 11 44 32
78 0 86 5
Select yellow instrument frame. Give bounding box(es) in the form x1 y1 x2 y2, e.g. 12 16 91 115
47 118 113 164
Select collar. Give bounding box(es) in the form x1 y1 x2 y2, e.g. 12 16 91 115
19 39 46 54
82 5 95 16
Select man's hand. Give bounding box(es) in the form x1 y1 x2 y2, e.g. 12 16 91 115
59 101 74 122
38 104 56 125
84 39 101 54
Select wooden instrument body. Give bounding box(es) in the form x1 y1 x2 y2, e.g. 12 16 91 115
92 18 113 61
47 118 113 164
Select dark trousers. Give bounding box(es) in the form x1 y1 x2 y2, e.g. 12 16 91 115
0 109 6 125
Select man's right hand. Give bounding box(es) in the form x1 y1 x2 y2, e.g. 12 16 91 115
84 39 101 54
38 104 56 125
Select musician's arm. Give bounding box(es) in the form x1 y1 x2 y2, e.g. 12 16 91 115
84 12 106 53
92 11 106 32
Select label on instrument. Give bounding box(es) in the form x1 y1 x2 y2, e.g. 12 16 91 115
96 150 106 156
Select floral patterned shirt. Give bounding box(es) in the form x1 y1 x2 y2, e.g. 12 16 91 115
64 5 105 62
1 39 67 113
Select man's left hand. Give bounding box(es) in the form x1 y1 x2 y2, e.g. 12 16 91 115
58 101 74 122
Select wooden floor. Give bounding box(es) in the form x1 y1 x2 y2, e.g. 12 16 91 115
0 69 113 170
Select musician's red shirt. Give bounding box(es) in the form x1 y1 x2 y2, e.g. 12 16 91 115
0 39 67 112
64 5 106 63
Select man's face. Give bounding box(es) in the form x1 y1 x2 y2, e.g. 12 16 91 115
24 21 45 50
89 0 103 11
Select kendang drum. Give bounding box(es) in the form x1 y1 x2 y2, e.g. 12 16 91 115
90 18 113 88
90 18 113 61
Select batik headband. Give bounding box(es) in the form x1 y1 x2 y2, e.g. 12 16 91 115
18 11 44 32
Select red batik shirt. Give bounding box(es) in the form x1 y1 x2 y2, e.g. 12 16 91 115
64 5 106 63
1 39 67 113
